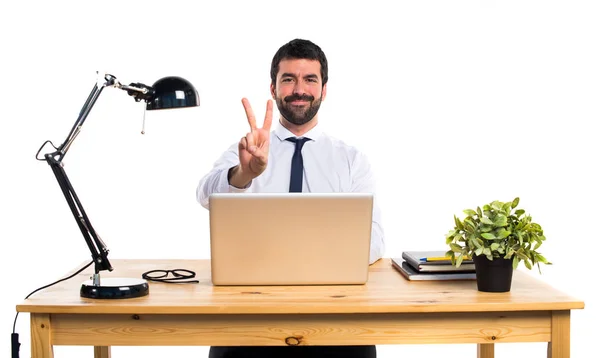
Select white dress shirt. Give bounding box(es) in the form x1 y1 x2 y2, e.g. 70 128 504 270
196 121 385 264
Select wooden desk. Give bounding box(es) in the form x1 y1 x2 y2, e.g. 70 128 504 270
17 258 584 358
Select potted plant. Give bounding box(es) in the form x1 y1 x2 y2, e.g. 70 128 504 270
445 197 551 292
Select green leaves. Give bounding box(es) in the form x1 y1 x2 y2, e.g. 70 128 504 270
512 197 520 209
445 197 550 273
491 201 503 211
515 209 525 217
449 243 462 252
495 228 511 239
463 209 477 217
493 215 508 227
456 254 465 267
454 215 464 231
481 217 494 225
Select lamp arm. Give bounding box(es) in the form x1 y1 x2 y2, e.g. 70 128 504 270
56 74 152 159
44 154 112 274
57 83 102 157
36 73 156 275
37 74 121 275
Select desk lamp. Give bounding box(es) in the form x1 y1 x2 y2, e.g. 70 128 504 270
35 73 199 299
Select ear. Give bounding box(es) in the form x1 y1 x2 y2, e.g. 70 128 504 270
270 83 276 99
321 83 328 101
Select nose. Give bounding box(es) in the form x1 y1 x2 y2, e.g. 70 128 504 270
292 81 306 96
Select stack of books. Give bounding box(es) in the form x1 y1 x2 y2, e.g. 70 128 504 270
391 250 476 281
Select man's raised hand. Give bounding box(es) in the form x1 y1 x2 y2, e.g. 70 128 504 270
230 98 273 188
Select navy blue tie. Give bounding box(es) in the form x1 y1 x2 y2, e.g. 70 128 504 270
286 137 310 193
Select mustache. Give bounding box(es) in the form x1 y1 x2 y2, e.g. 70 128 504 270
284 94 315 102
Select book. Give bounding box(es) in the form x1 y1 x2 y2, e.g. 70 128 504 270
391 258 477 281
401 250 475 272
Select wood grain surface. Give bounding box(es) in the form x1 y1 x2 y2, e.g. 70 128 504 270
17 259 584 315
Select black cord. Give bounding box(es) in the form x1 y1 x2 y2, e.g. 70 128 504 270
11 262 196 358
35 140 58 161
12 260 94 333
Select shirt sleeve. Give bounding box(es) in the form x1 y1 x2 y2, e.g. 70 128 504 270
350 151 386 265
196 142 251 209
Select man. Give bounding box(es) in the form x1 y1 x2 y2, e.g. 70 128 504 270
197 38 384 358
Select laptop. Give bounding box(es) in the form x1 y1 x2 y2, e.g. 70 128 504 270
208 192 373 286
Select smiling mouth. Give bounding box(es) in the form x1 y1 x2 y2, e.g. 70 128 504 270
290 100 308 105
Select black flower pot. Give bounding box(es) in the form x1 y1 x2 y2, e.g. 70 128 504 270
473 254 514 292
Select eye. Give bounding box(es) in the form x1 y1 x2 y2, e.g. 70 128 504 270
281 78 293 83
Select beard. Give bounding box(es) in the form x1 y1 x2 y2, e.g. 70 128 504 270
276 94 322 126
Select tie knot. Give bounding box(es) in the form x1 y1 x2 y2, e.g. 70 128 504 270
286 137 310 151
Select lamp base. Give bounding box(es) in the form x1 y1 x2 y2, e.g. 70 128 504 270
80 277 149 299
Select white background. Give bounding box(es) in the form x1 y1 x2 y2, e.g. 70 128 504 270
2 1 598 357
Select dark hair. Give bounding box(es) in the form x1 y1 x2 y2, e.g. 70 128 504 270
270 39 328 87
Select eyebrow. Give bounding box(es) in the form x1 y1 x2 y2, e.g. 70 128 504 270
281 73 320 81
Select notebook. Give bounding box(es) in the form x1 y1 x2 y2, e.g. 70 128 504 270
401 250 475 272
391 259 477 281
208 192 373 286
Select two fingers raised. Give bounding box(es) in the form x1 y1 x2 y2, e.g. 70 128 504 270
242 98 273 132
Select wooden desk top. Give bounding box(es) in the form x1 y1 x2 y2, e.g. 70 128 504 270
17 258 584 315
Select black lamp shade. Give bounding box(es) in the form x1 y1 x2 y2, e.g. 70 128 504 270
147 76 199 110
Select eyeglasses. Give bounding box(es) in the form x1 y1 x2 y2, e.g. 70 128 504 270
142 269 199 284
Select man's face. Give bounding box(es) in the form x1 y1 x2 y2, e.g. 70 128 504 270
271 59 327 125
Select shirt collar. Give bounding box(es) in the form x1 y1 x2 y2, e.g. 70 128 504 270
274 120 323 142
